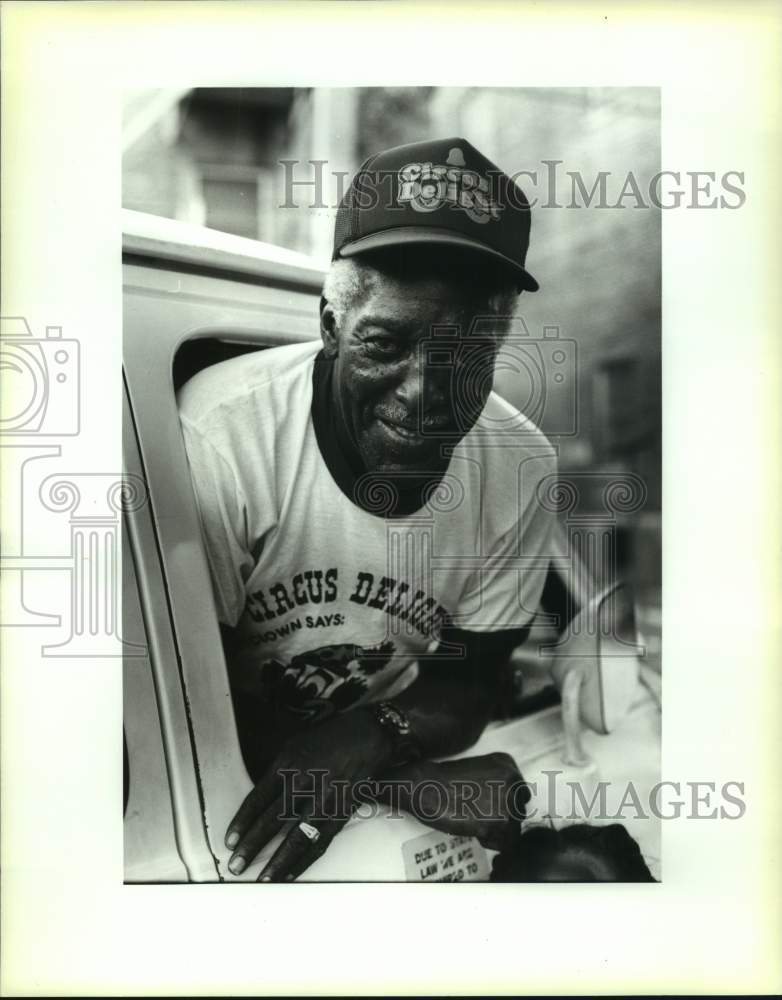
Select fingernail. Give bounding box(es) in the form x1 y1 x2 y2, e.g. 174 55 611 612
228 856 246 875
226 832 239 849
259 875 272 882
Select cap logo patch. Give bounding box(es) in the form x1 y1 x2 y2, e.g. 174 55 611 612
397 148 501 224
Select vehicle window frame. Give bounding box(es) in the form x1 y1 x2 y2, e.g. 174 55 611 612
122 466 191 884
123 248 323 880
123 379 223 881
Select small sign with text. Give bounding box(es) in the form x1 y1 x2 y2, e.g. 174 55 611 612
402 830 491 882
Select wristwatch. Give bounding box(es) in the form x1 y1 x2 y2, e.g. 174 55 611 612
371 701 421 768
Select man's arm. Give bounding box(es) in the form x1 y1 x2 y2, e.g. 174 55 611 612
221 623 523 781
219 625 528 881
221 500 553 879
387 626 528 759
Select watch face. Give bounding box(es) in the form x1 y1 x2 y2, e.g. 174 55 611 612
379 703 410 735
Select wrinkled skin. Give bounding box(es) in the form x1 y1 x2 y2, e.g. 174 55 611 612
321 269 504 475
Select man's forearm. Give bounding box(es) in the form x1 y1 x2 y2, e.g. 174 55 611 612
389 661 495 759
382 628 525 760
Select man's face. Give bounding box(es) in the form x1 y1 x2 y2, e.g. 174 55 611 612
323 268 505 475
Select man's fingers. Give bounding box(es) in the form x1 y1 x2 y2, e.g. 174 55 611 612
225 772 281 850
257 817 339 883
279 835 333 883
257 786 346 883
227 794 287 875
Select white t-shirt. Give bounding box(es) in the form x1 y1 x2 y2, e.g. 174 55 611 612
178 340 556 723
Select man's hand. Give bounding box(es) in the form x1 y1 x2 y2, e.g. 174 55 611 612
225 708 395 881
379 753 530 853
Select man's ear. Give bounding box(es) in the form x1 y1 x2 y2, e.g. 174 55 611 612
320 298 339 357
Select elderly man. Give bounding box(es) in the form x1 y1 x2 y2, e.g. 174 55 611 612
178 137 557 880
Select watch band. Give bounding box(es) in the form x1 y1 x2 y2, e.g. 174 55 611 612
371 701 421 768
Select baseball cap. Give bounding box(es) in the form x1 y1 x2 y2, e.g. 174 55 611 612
333 136 539 292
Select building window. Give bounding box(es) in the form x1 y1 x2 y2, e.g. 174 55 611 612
200 165 260 240
593 356 638 457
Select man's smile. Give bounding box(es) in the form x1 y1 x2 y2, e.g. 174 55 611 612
375 413 454 448
376 416 429 446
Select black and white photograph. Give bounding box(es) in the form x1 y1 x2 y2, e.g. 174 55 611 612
122 86 663 884
2 2 780 995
